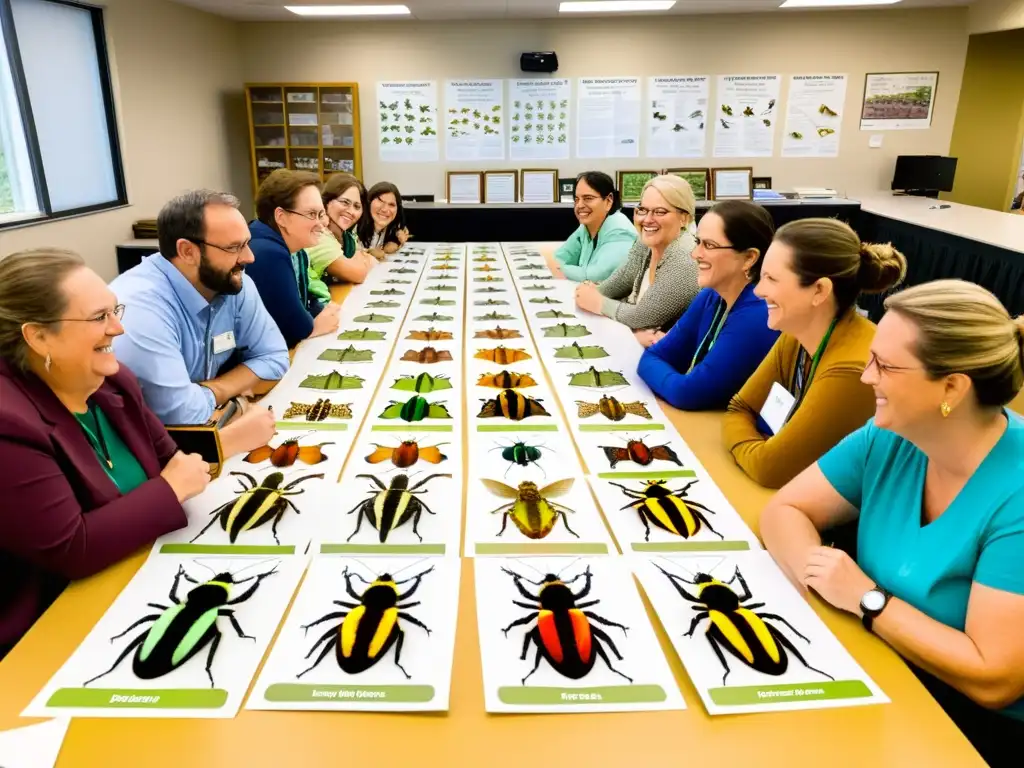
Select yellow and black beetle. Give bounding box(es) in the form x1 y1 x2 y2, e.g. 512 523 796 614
611 479 722 542
346 473 451 543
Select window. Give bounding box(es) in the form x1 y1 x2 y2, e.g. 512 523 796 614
0 0 126 229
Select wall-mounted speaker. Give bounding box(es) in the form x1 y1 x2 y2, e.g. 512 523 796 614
520 52 558 73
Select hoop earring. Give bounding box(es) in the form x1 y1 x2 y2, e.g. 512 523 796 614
44 353 52 373
940 401 951 418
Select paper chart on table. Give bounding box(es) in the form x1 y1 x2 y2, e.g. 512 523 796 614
575 77 641 159
475 556 685 713
445 79 505 161
247 555 461 712
23 553 306 719
647 75 710 159
632 551 889 715
781 75 847 158
508 78 571 160
712 75 781 158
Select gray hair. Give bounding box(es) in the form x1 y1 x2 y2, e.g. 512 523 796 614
157 189 240 259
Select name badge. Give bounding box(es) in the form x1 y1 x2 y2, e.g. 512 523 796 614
212 330 236 355
760 382 796 436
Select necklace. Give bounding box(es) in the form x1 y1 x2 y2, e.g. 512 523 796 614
87 404 114 470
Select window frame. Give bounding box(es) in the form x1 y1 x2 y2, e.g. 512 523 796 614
0 0 127 230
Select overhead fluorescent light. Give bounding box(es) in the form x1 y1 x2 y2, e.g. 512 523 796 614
779 0 901 7
559 1 677 13
285 5 411 16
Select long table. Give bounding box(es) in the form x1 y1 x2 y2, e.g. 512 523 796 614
0 244 984 767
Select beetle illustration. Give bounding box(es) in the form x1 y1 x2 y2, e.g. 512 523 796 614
391 373 453 394
337 328 387 342
478 389 551 421
475 327 521 340
568 366 628 389
299 371 365 391
379 396 452 422
191 471 324 544
481 478 577 539
365 439 449 468
576 395 652 422
611 479 721 541
554 342 609 361
655 564 834 686
319 346 376 363
543 323 590 338
83 561 279 688
406 328 453 341
282 399 353 422
400 346 453 364
500 565 631 684
244 434 333 467
297 565 433 679
346 473 451 542
491 440 546 477
601 437 682 469
477 371 538 389
475 346 531 364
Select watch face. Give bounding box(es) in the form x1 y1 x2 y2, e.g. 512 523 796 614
862 590 886 612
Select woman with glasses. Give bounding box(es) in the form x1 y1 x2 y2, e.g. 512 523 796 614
548 171 636 283
306 174 377 302
636 201 780 411
722 218 906 488
574 175 699 333
760 281 1024 766
357 182 409 260
246 169 341 348
0 249 212 659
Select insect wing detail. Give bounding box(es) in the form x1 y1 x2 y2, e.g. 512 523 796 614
400 346 454 364
567 367 629 389
391 373 454 394
481 479 577 539
283 400 353 421
365 440 448 468
299 371 365 390
542 323 590 338
575 396 652 421
474 346 531 364
476 371 538 389
477 390 551 421
380 396 453 422
554 343 609 360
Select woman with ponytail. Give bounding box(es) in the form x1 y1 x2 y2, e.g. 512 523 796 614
722 218 907 488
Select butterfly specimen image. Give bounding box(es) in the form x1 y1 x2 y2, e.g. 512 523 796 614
420 297 456 307
475 287 506 294
407 328 454 341
345 473 451 542
543 323 590 338
567 367 628 389
475 327 522 340
244 434 333 467
365 300 400 309
474 276 504 284
401 346 453 364
431 264 458 271
426 284 457 292
474 346 532 364
352 313 394 324
379 396 453 422
337 329 386 342
554 342 608 360
611 480 720 541
319 346 376 363
475 298 509 307
481 479 577 539
477 371 538 389
478 389 551 421
576 395 652 421
601 437 682 468
529 296 562 305
536 310 574 319
474 264 500 272
364 439 449 468
475 311 514 321
414 312 453 322
283 399 353 421
370 288 405 296
299 371 365 390
473 255 497 262
391 373 453 394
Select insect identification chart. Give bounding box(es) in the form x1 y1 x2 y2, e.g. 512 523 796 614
0 718 70 768
575 77 642 159
23 553 306 719
712 74 781 158
632 551 889 716
377 81 439 162
444 79 504 161
508 78 571 160
475 556 684 714
647 75 710 158
781 75 848 158
248 555 460 712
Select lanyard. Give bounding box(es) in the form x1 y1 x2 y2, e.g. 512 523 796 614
79 404 114 470
688 299 730 373
788 316 839 416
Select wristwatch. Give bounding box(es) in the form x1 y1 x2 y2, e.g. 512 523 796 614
860 586 892 632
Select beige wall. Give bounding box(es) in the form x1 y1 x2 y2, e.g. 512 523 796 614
0 0 247 280
240 8 968 200
968 0 1024 33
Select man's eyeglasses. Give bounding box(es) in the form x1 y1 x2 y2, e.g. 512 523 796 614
694 238 740 253
186 238 251 255
284 208 328 223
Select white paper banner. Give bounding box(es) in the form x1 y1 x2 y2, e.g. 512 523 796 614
444 79 505 161
782 75 848 158
377 81 439 162
508 79 571 160
712 75 781 158
647 76 710 159
576 77 642 159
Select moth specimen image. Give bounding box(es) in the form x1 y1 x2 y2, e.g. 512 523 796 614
474 346 531 364
299 371 365 391
400 347 453 364
535 310 574 319
482 479 578 539
282 399 353 422
477 371 538 389
554 343 608 360
474 327 522 340
337 329 386 342
601 437 682 468
543 323 590 338
576 395 652 422
244 435 332 467
478 389 551 421
407 328 454 341
365 439 449 468
567 366 628 388
379 396 453 422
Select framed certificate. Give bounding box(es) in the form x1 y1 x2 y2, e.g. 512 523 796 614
446 171 484 204
711 167 754 201
665 168 710 202
520 169 558 203
483 171 518 204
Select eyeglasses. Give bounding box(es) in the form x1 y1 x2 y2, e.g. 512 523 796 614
47 304 126 325
694 238 740 253
635 206 684 219
333 198 362 212
574 194 604 205
284 208 328 223
186 238 252 255
865 352 921 376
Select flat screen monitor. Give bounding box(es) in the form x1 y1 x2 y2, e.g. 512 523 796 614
891 155 957 193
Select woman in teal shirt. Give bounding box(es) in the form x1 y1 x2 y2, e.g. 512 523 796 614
546 171 636 283
761 280 1024 766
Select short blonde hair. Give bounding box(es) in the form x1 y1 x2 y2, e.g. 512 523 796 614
884 279 1024 407
641 175 696 217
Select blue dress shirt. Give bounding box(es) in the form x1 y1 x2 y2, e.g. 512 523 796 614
109 254 289 425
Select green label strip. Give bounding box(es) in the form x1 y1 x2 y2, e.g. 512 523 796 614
578 424 665 432
631 541 752 552
159 544 296 555
708 680 873 706
498 685 666 705
371 425 453 433
319 544 446 555
476 424 559 433
476 543 608 555
47 688 228 709
597 470 697 480
275 421 348 431
263 684 435 704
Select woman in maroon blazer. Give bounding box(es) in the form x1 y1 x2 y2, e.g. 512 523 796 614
0 249 211 659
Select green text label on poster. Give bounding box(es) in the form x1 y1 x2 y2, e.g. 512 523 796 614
498 685 666 705
708 680 873 706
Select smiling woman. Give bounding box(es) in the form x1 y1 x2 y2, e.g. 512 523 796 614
305 173 377 301
553 172 637 283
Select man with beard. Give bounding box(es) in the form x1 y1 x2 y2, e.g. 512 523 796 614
110 190 287 458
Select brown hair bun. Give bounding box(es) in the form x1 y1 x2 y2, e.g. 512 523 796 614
857 242 907 294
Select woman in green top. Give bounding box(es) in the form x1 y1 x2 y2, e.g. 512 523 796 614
306 174 377 302
547 171 637 283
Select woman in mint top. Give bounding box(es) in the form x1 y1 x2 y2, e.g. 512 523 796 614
306 173 376 302
547 171 636 283
0 250 212 659
761 280 1024 765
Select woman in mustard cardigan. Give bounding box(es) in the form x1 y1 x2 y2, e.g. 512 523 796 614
722 219 907 488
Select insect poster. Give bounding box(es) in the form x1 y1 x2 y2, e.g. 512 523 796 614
474 556 684 713
632 551 889 715
23 553 305 719
247 555 461 713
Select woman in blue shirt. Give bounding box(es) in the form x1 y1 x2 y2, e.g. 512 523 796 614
636 201 780 411
761 280 1024 766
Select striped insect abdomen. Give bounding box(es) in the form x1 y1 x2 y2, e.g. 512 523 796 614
400 397 427 422
644 496 699 538
139 603 187 662
735 608 784 669
226 489 279 542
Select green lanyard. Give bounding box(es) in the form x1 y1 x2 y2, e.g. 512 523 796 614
788 316 839 417
688 299 730 373
78 404 114 470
